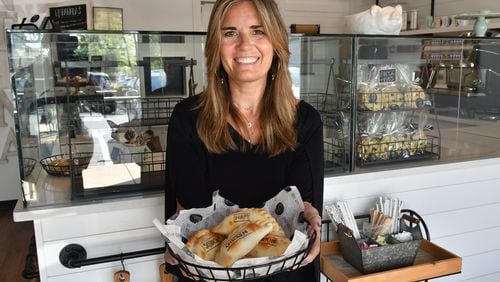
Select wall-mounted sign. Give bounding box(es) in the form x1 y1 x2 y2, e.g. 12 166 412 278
49 4 87 30
93 7 123 30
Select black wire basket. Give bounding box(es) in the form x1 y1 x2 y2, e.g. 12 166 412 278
168 232 316 281
40 153 92 176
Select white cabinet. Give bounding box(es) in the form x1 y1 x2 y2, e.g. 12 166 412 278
14 194 165 282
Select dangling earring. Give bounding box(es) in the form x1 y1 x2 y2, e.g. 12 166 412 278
216 67 225 85
270 57 280 81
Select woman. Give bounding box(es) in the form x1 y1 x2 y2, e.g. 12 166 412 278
164 0 324 281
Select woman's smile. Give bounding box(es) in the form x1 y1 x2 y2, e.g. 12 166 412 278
235 56 259 64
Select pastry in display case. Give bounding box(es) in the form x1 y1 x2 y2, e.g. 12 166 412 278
7 30 206 207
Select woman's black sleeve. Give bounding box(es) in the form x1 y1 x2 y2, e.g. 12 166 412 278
287 107 324 213
165 103 211 220
286 106 324 282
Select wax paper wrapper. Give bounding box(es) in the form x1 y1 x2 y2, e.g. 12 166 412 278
153 186 311 281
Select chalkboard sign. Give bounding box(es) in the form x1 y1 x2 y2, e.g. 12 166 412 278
379 69 396 83
49 4 87 30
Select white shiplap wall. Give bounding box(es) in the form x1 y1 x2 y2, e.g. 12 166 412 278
323 158 500 281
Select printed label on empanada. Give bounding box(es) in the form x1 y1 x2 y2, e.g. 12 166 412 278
223 229 250 249
202 237 222 252
233 212 251 222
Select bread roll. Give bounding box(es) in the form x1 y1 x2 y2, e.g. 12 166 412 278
358 86 381 111
404 85 426 109
211 208 285 237
379 135 397 160
358 136 380 161
379 86 397 110
185 229 225 261
385 87 403 110
246 234 291 258
215 219 273 267
51 158 70 167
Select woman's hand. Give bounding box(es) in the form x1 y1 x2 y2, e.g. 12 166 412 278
301 201 322 267
164 247 178 266
164 247 201 280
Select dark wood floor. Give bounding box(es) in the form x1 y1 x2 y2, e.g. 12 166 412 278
0 201 39 282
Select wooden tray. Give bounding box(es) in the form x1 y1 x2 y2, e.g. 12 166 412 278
321 240 462 282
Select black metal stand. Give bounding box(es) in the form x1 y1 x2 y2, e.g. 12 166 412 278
59 244 165 268
22 235 40 279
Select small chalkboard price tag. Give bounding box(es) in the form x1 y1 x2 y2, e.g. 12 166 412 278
379 69 396 83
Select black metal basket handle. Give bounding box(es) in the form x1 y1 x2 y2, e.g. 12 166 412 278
401 208 430 240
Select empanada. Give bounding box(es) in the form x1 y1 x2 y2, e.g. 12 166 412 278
185 229 225 261
211 208 285 236
246 234 291 258
215 219 273 267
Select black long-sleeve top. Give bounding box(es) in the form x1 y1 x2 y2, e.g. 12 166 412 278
164 95 324 282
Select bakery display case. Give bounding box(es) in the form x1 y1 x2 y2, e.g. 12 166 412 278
8 30 500 207
8 30 206 207
297 34 500 172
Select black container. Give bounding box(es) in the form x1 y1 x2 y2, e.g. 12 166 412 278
337 214 423 274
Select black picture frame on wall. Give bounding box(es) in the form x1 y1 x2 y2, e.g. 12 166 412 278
93 7 123 30
49 4 87 30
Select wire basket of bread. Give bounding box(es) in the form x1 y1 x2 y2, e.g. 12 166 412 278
40 153 92 176
154 187 315 281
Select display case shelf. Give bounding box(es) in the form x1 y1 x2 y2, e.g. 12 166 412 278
400 21 500 36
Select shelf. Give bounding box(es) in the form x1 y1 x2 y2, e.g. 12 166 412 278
357 59 427 65
400 21 500 36
320 240 462 282
428 88 487 97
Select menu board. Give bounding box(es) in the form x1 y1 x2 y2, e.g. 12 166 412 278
49 4 87 30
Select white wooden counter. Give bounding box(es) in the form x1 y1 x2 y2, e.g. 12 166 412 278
13 157 500 282
13 193 165 282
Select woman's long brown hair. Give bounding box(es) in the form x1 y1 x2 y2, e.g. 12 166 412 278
197 0 297 156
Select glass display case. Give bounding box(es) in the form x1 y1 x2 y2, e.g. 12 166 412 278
8 30 206 207
289 35 352 172
297 35 500 172
350 36 500 169
8 30 500 208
